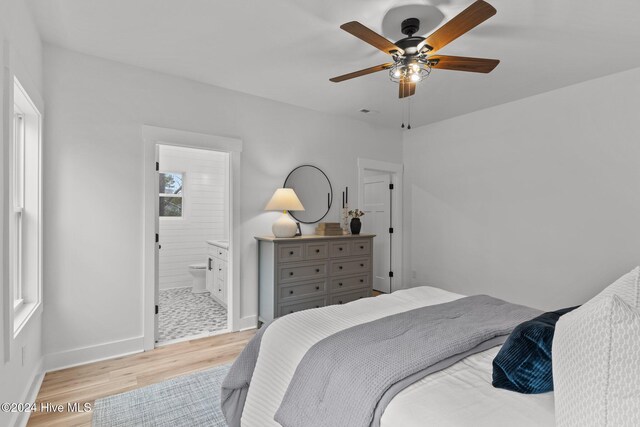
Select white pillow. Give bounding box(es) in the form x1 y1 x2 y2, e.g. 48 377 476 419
594 266 640 308
553 295 640 426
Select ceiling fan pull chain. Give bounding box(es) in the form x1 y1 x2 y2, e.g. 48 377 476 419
407 98 412 130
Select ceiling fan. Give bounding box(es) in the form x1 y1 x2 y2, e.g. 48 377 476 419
329 0 500 99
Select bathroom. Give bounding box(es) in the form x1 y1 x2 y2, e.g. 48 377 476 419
157 144 230 345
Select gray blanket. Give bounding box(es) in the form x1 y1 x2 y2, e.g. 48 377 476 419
274 295 540 427
220 320 272 427
220 295 540 427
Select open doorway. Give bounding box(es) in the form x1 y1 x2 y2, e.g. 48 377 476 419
357 158 403 294
155 145 230 345
142 126 243 351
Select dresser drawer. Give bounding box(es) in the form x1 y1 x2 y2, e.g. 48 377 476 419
279 262 327 283
330 273 370 292
278 297 326 316
278 243 305 263
350 240 371 256
305 242 328 260
330 289 370 305
279 279 326 302
330 258 370 276
329 241 351 257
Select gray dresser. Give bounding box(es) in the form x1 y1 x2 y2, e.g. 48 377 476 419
256 234 375 322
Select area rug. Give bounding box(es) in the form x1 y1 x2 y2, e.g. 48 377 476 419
92 364 230 427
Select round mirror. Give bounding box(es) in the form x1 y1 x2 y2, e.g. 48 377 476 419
283 165 333 224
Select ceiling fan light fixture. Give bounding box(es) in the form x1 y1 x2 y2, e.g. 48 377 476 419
389 61 431 84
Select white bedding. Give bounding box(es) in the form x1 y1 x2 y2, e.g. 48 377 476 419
241 286 555 427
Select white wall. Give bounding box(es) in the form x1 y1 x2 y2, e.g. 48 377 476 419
403 67 640 310
42 45 402 367
0 1 44 426
158 145 228 290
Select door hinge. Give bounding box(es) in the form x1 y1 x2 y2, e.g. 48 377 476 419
389 271 394 278
155 305 159 315
155 233 159 243
389 227 394 234
155 161 159 171
389 183 394 190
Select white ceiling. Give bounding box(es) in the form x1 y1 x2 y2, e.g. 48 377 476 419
27 0 640 129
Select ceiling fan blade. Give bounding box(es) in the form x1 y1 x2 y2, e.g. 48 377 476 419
399 80 416 98
429 55 499 73
424 0 496 53
330 63 394 83
340 21 404 56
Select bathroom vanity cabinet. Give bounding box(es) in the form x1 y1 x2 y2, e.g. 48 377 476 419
206 240 228 308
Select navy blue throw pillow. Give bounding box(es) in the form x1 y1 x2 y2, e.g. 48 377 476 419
492 306 578 394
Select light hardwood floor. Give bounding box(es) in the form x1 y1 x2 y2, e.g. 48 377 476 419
27 330 256 427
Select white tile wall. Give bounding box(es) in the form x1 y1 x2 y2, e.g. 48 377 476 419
158 145 228 289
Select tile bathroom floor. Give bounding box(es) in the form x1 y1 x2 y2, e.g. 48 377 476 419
158 287 228 344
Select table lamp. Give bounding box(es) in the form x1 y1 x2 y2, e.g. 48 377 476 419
265 188 305 238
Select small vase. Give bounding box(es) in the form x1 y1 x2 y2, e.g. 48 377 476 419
350 218 362 235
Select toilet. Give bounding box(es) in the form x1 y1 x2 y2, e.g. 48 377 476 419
189 264 208 294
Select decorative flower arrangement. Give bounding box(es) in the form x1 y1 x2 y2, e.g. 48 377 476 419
348 209 365 219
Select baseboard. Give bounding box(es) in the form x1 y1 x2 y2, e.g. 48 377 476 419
14 358 44 427
44 336 144 372
238 315 257 331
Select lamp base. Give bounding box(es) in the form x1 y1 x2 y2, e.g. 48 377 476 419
272 212 298 238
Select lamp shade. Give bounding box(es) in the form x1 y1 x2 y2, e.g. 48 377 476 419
264 188 305 212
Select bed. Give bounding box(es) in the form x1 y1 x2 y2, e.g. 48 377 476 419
232 286 555 427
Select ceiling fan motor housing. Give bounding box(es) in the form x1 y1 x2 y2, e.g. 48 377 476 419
401 18 420 36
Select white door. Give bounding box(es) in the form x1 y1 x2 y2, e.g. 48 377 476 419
362 174 392 293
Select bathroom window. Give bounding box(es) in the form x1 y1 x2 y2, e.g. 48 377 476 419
159 172 184 217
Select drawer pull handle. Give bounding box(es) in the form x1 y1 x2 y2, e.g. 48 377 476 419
339 283 343 287
339 301 343 304
219 268 222 272
289 272 294 276
290 310 294 314
315 268 320 273
315 286 320 290
315 249 320 253
360 279 364 283
360 264 364 267
315 305 320 308
289 290 294 295
339 247 343 251
339 266 343 270
360 246 364 249
289 251 294 255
